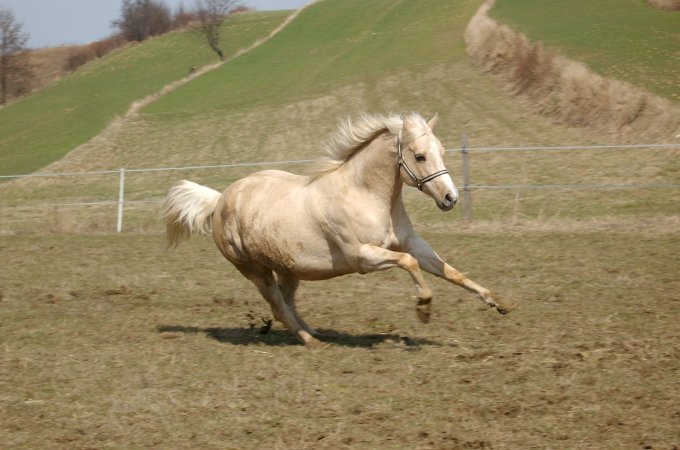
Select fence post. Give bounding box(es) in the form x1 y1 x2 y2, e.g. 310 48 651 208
116 168 125 233
461 134 472 222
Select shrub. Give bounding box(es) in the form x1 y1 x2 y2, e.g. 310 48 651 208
64 47 96 72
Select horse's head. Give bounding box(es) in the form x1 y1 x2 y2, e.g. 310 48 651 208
397 113 459 211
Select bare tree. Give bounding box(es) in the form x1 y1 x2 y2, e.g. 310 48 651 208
0 7 34 105
113 0 173 42
173 2 196 29
194 0 241 61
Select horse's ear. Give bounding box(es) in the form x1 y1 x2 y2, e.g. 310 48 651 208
428 113 439 130
402 113 417 129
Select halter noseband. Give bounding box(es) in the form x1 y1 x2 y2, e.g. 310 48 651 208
396 130 449 191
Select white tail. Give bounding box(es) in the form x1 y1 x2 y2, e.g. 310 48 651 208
161 180 221 248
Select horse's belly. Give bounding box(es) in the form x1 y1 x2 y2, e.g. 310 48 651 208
244 232 354 280
290 256 355 281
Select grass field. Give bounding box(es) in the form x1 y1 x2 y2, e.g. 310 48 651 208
0 11 291 176
1 0 679 447
1 230 679 449
490 0 680 103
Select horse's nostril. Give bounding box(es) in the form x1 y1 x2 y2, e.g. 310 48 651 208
444 193 457 207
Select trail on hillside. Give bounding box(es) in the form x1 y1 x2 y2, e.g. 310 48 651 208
125 1 317 118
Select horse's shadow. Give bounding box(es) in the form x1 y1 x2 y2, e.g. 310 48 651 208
157 325 439 349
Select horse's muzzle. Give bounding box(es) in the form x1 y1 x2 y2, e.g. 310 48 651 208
439 192 457 211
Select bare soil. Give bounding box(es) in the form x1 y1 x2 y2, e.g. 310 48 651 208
1 230 678 449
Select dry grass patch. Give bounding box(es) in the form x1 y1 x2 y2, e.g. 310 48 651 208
647 0 680 10
2 231 679 448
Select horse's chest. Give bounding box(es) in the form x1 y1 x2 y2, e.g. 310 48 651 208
377 227 399 249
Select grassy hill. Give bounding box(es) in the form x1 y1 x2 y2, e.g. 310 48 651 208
1 0 678 234
490 0 680 103
0 11 291 176
146 0 478 116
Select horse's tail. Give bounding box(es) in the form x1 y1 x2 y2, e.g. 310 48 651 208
161 180 222 248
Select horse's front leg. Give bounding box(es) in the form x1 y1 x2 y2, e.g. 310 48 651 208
357 244 433 321
404 235 517 316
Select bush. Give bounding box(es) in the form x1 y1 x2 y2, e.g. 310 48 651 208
114 0 173 42
64 47 96 72
89 34 127 58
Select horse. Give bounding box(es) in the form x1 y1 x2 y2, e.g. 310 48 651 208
161 112 516 347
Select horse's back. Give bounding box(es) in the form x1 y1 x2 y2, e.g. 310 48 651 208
223 169 307 203
246 169 305 181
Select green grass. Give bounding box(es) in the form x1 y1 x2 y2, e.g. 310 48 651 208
145 0 482 116
490 0 680 102
0 11 291 176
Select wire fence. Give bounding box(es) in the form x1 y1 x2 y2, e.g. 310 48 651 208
1 141 679 232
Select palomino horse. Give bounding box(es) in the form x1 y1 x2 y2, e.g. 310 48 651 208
162 113 515 347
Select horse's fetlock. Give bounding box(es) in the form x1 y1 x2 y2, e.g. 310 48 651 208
417 288 433 303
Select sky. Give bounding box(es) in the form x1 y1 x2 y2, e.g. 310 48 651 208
0 0 310 48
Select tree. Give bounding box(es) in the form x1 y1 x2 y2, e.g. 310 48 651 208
194 0 241 61
173 2 196 29
113 0 173 42
0 7 34 105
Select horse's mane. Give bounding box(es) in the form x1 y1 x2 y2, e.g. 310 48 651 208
312 112 427 175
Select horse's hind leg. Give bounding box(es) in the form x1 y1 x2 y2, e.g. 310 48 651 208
235 263 325 348
276 273 318 337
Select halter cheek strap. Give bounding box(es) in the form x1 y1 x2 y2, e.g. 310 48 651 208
396 130 449 191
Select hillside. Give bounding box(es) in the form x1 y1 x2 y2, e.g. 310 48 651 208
0 11 291 177
145 0 477 116
1 0 678 235
490 0 680 103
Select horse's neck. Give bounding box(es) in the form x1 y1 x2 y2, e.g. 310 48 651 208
336 134 402 206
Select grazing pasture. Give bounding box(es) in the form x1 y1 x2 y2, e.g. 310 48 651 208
1 229 678 448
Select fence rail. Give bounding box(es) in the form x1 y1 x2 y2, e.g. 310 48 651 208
1 141 678 231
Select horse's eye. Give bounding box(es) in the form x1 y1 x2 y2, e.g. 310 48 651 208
415 154 426 163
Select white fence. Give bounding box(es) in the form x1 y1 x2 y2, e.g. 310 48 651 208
1 141 679 232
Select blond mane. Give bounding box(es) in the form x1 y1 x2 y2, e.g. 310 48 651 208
313 113 429 174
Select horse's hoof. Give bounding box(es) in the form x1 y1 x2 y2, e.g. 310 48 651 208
493 293 518 315
415 298 432 323
304 337 331 349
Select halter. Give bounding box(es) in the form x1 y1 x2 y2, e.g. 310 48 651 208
396 130 449 191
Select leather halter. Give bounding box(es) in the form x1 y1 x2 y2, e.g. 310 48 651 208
396 130 449 191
